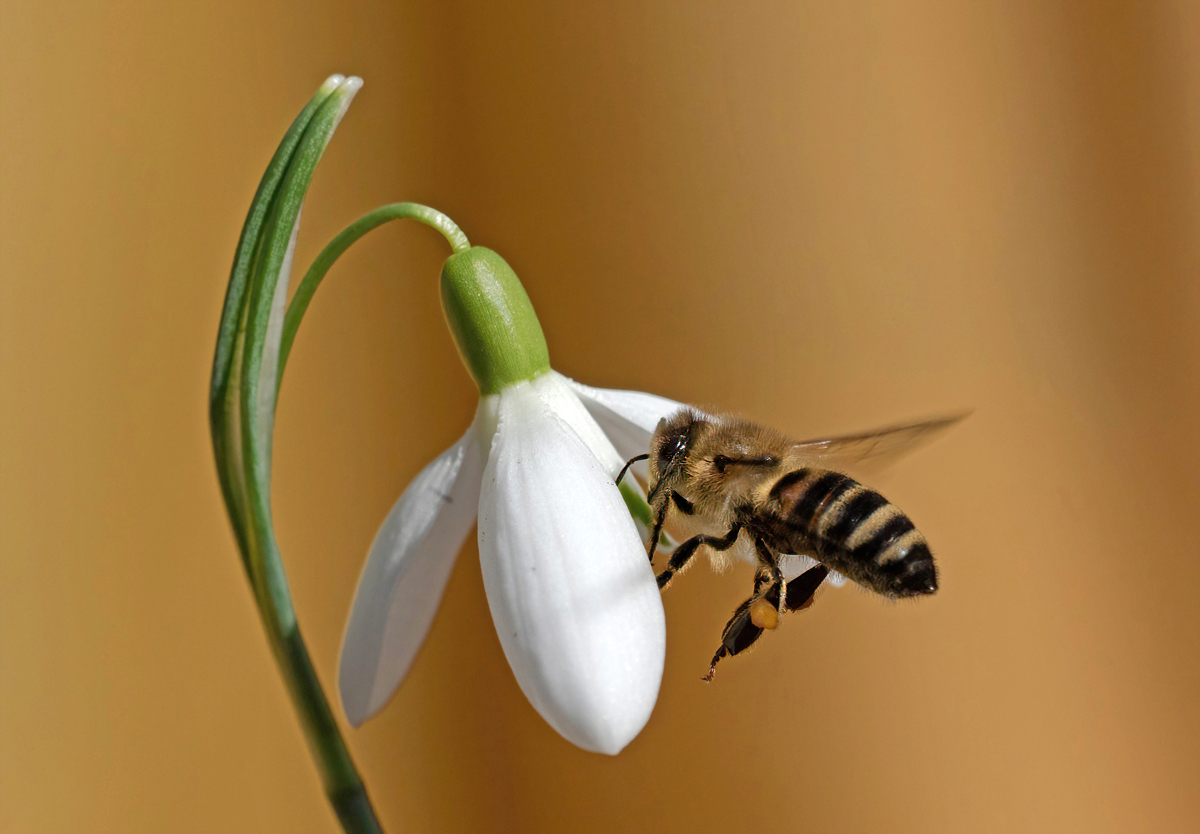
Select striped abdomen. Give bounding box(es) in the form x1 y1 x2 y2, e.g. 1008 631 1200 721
760 468 938 598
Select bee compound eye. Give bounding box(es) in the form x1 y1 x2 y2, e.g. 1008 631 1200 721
659 434 686 466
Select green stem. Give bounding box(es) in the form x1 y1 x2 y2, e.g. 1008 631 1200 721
262 205 464 827
277 203 469 386
277 613 384 834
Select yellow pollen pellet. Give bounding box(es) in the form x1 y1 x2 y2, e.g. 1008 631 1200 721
749 598 779 630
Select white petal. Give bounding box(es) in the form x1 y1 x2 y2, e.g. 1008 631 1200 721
477 379 666 754
338 424 483 726
534 373 628 473
563 376 686 468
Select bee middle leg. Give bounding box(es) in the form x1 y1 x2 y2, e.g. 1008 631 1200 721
656 522 742 590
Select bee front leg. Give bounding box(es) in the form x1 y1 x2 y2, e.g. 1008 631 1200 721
646 490 696 566
656 522 742 590
646 498 670 566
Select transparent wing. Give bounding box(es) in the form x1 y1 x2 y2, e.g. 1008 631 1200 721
789 411 969 474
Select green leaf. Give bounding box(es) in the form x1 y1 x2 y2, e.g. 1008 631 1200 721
237 76 364 629
208 75 383 834
209 74 344 570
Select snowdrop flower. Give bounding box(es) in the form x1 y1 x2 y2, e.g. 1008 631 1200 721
339 246 684 754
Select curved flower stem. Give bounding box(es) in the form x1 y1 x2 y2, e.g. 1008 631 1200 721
277 203 469 387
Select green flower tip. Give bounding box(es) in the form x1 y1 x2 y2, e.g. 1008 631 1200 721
440 247 551 395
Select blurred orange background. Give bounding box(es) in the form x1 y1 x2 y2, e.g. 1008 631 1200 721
2 1 1198 832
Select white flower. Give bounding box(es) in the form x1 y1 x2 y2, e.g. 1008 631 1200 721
338 370 684 754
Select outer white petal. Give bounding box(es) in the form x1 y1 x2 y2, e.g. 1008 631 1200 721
477 377 666 755
339 424 483 726
562 376 686 468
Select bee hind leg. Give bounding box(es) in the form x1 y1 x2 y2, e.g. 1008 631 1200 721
703 600 759 682
703 581 780 681
702 646 730 682
784 564 830 612
703 569 830 682
753 538 787 623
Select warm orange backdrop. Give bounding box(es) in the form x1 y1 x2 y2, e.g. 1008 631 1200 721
2 2 1198 832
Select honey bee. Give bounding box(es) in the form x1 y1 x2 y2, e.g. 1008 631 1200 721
616 409 964 680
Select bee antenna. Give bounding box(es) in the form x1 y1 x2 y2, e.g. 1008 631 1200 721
615 454 649 486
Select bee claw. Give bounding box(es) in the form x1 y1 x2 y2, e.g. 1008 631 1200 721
702 647 727 682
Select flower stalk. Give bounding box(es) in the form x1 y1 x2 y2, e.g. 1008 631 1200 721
278 202 470 386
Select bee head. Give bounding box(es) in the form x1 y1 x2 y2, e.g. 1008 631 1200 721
647 409 704 502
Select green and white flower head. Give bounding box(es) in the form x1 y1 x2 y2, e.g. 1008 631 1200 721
339 246 684 754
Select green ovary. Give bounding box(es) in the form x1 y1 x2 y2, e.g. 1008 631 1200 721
439 247 551 394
